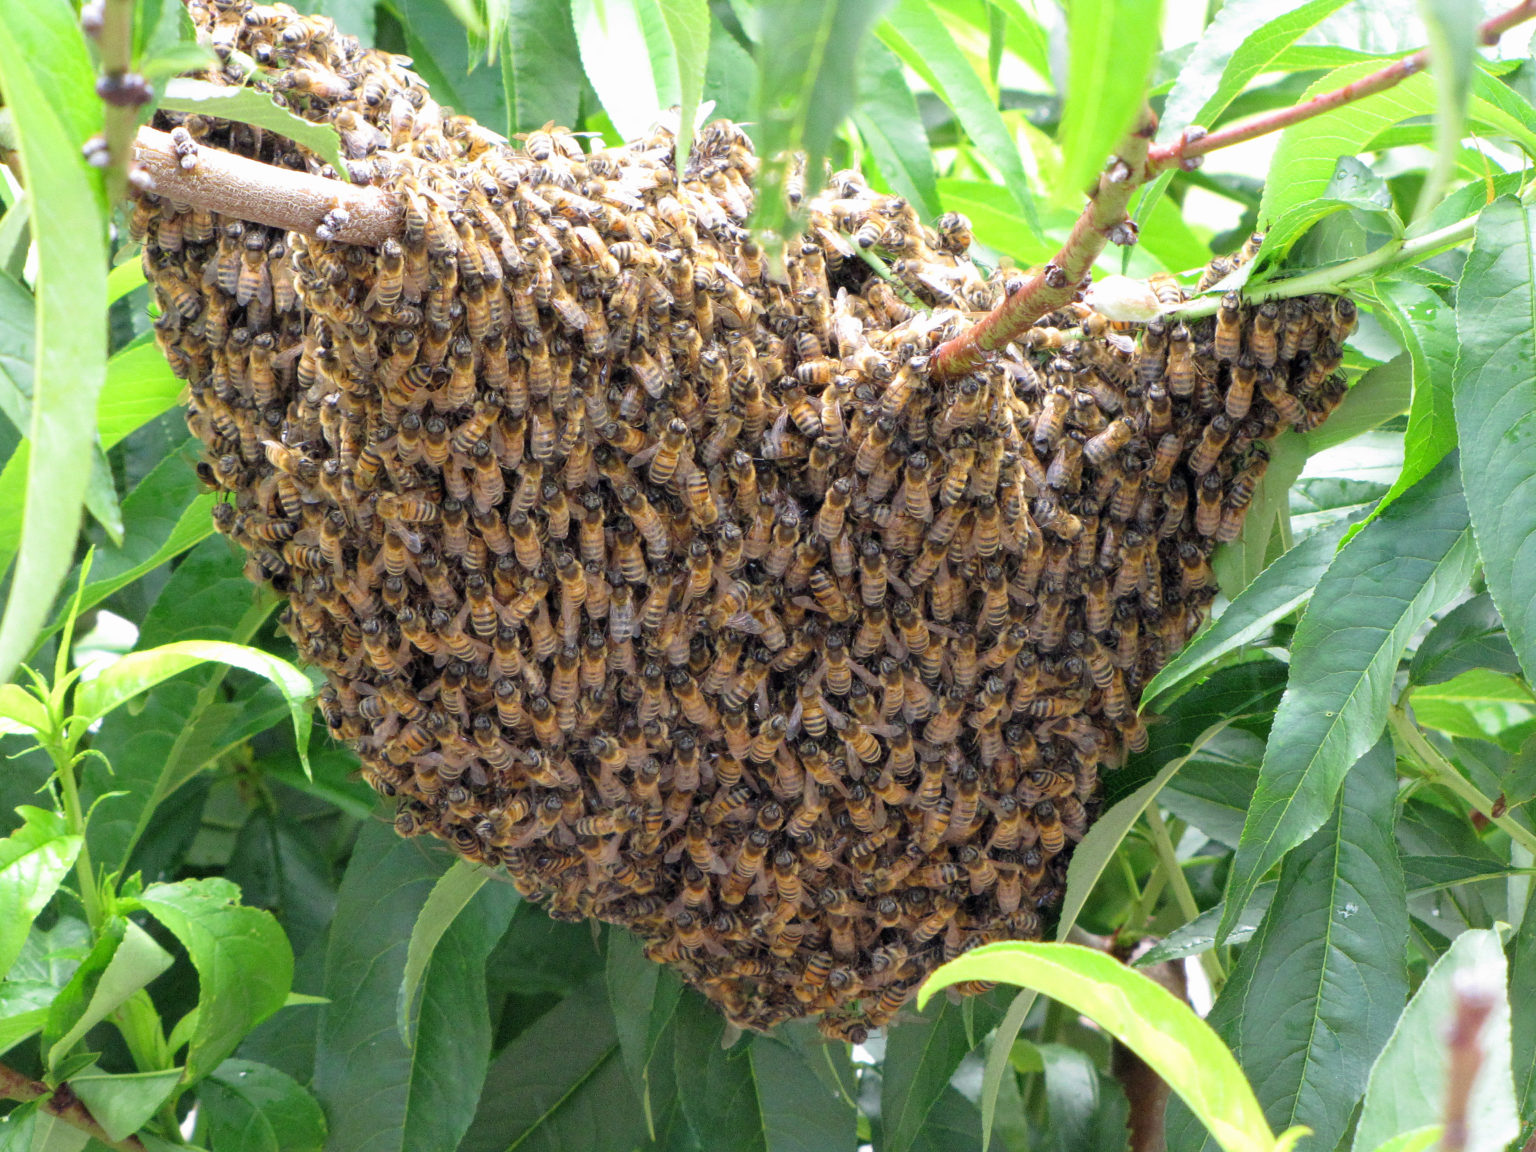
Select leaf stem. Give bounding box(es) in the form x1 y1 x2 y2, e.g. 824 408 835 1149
1388 707 1536 856
0 1060 148 1151
49 734 102 931
1145 806 1225 987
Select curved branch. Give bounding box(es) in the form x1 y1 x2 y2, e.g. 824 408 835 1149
0 1062 150 1152
131 126 400 245
928 107 1156 380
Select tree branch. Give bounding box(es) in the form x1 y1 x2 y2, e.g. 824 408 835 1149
131 126 400 245
928 107 1157 380
1148 0 1536 171
0 1062 150 1152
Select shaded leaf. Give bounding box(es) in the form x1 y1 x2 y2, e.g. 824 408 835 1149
1171 740 1407 1152
1134 882 1276 967
499 0 583 133
461 974 646 1152
1352 929 1518 1152
1453 195 1536 685
45 922 173 1073
881 995 1001 1152
606 926 683 1137
853 40 940 222
1219 456 1477 942
200 1059 326 1152
1409 595 1522 687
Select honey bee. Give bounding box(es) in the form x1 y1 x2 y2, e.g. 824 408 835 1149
1250 300 1279 367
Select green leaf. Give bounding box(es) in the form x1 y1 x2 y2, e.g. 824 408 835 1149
1252 155 1400 273
1368 280 1459 529
1156 0 1353 146
572 0 674 140
853 40 941 222
751 0 891 243
1133 882 1276 967
389 0 505 129
0 807 80 980
1143 513 1359 709
73 639 312 771
0 1105 92 1152
1510 881 1536 1130
460 974 647 1152
1361 1130 1442 1152
881 994 1002 1152
139 877 293 1084
99 338 186 446
1219 455 1477 943
920 943 1287 1152
1056 0 1160 207
1259 64 1436 229
68 1066 181 1144
397 859 493 1046
1410 595 1522 687
1033 1042 1130 1152
1417 0 1479 215
313 821 518 1152
1410 668 1536 744
878 0 1037 234
672 992 857 1152
657 0 710 172
0 0 109 686
41 915 125 1066
1453 195 1536 685
1352 929 1518 1152
1171 740 1407 1152
606 927 683 1137
199 1059 326 1152
159 79 350 180
498 0 583 133
46 922 173 1073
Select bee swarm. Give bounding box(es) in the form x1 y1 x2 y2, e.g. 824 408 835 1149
138 0 1354 1040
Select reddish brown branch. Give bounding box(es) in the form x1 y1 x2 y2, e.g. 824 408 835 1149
1149 0 1536 170
928 107 1157 380
1441 978 1498 1152
131 126 400 244
0 1062 150 1151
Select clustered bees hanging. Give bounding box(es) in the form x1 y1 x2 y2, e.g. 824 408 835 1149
136 0 1354 1040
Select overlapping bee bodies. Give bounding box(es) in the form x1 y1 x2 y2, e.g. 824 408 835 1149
137 0 1355 1039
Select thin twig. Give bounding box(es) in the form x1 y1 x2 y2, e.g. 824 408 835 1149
1441 974 1498 1152
1149 0 1536 171
131 126 400 244
928 107 1157 379
0 1062 150 1152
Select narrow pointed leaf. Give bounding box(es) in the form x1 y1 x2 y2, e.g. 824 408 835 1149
160 80 349 178
68 1067 182 1144
1170 740 1407 1151
397 859 493 1046
1056 0 1161 207
572 0 673 141
313 822 517 1152
920 943 1283 1152
1453 195 1536 684
0 0 108 685
73 639 313 771
657 0 710 172
750 0 891 242
1219 456 1477 942
878 0 1037 233
1142 513 1359 709
853 40 940 222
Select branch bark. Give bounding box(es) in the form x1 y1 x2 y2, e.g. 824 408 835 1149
927 107 1156 380
0 1061 150 1151
131 126 400 245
